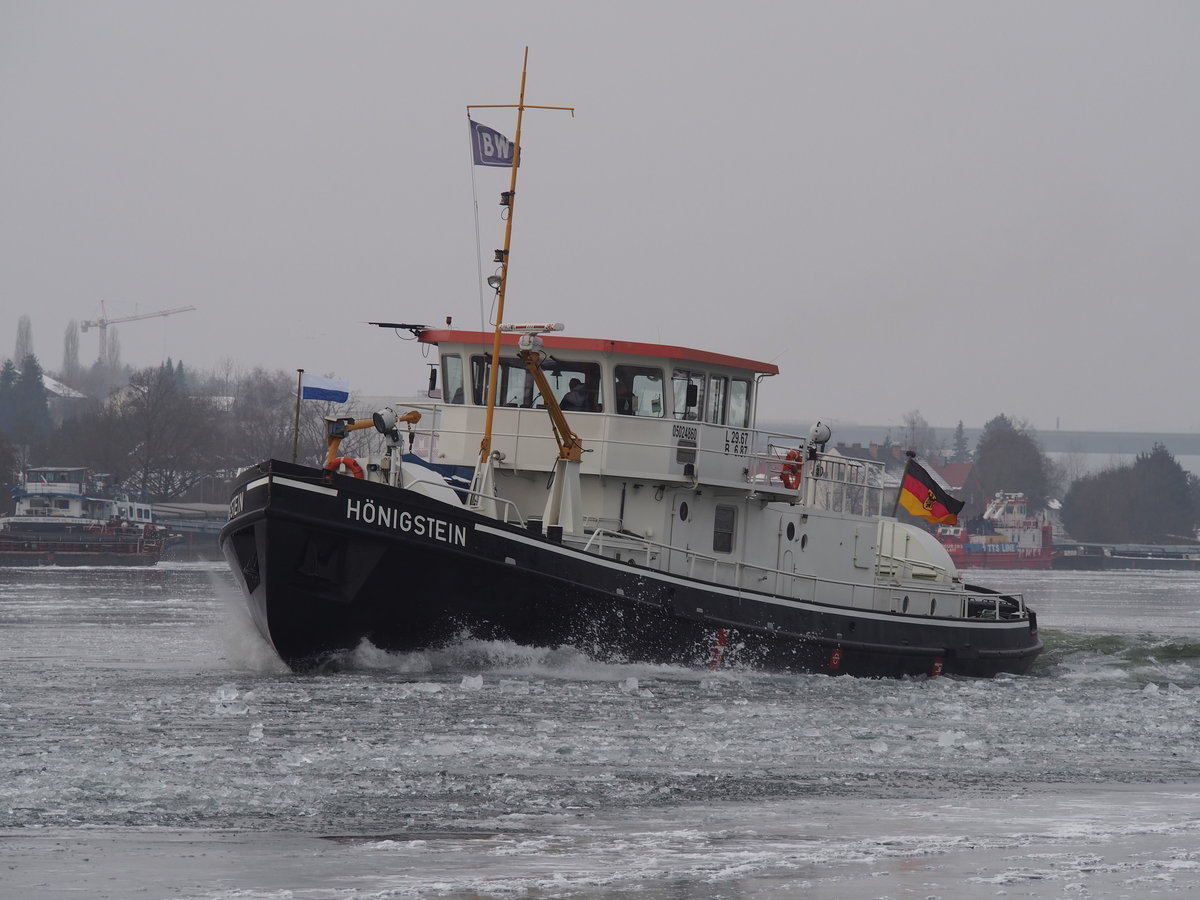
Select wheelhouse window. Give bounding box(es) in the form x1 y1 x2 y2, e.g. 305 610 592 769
728 379 752 428
442 354 464 404
706 375 728 424
672 369 705 421
542 360 602 411
713 504 737 553
470 356 601 411
470 355 534 407
613 365 664 417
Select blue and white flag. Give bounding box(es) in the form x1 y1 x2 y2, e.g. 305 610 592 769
469 119 519 168
301 373 350 403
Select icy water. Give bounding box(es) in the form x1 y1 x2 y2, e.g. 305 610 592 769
1 565 1199 899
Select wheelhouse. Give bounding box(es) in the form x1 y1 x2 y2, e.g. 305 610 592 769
427 330 768 424
418 329 785 491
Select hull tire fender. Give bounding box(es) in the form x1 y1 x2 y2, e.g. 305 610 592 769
325 456 364 479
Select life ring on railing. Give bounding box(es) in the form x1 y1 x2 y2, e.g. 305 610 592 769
781 448 803 490
324 456 364 479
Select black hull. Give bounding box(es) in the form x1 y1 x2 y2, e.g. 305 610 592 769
220 460 1042 678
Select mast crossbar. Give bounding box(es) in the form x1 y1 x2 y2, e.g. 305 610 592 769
468 104 575 114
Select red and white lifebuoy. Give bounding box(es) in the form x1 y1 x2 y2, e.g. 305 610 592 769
780 448 803 490
324 456 364 479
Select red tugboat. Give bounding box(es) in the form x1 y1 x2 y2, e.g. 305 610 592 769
935 492 1055 570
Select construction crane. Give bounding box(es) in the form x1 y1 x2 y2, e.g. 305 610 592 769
80 302 197 363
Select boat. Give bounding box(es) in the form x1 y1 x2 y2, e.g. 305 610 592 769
1053 541 1200 571
219 53 1041 678
0 466 169 566
933 492 1056 570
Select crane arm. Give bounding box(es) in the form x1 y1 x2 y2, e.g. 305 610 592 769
517 349 584 462
324 410 421 465
81 305 196 329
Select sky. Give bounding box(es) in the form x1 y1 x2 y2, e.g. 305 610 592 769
2 2 1197 435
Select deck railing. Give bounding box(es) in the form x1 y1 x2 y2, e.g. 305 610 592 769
387 401 890 506
577 527 1026 620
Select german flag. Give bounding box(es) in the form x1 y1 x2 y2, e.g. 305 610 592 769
897 458 964 525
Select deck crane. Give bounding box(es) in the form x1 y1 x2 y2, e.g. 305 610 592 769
80 302 197 363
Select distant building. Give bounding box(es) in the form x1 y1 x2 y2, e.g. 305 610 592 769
41 375 89 425
834 441 908 476
931 461 972 493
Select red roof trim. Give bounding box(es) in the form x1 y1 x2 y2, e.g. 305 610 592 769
417 329 780 376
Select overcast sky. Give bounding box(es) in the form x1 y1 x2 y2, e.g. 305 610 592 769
2 2 1197 435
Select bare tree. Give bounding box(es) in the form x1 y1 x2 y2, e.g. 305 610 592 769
227 368 297 464
901 409 943 462
120 363 219 500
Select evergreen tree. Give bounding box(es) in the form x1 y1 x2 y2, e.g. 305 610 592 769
1130 445 1196 541
951 421 969 463
1062 444 1198 543
12 354 53 444
972 414 1052 509
0 430 16 514
0 358 16 436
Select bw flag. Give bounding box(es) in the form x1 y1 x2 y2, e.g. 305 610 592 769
469 120 519 168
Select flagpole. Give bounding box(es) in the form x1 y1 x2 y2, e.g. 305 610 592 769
292 368 304 463
892 450 916 517
476 47 529 469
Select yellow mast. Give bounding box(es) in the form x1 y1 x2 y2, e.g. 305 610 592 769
468 47 574 467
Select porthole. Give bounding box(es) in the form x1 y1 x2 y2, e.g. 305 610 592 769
800 533 808 550
930 598 937 615
902 595 910 613
679 501 689 521
786 522 796 541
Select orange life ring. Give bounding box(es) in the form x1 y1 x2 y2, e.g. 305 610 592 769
781 448 803 490
324 456 364 478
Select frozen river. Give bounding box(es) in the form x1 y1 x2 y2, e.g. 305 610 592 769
1 563 1198 898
